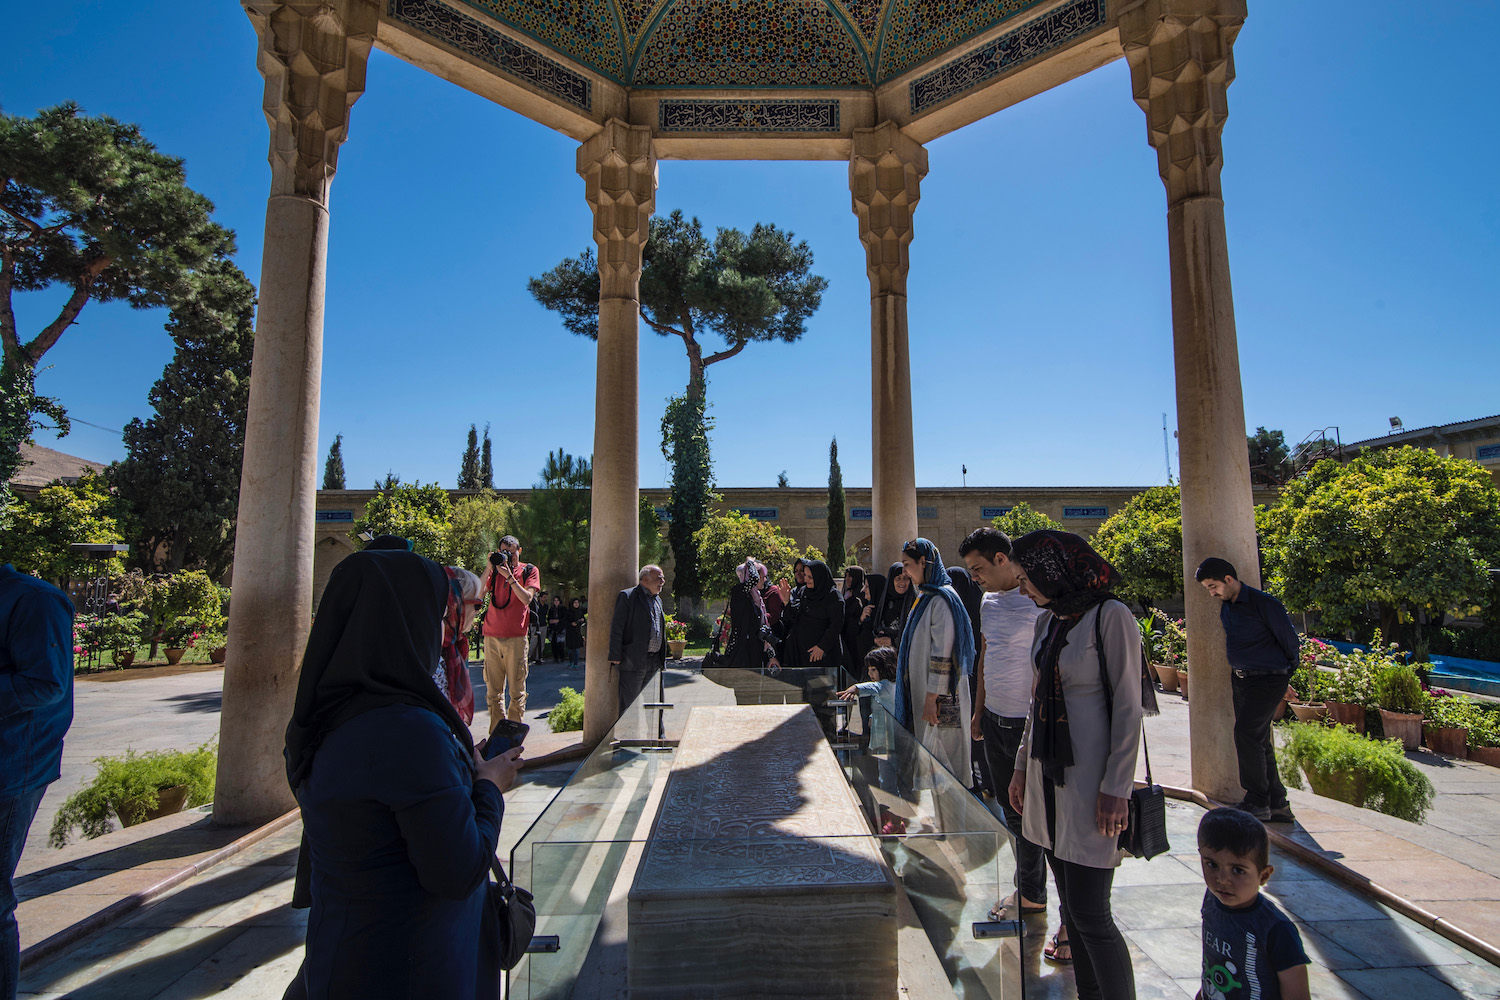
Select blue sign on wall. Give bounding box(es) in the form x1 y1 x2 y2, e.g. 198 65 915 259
917 506 938 520
316 510 354 522
851 508 873 520
735 507 779 521
654 507 672 521
981 506 1013 519
805 507 828 519
1478 443 1500 460
1063 506 1108 519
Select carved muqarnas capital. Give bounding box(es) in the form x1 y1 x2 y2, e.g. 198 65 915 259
578 120 658 300
850 123 928 296
1120 0 1246 205
245 0 378 202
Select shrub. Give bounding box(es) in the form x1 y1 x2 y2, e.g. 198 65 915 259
684 614 716 643
1425 692 1480 730
49 743 217 847
1466 706 1500 749
1277 722 1434 823
1374 662 1428 715
1289 664 1333 703
548 686 584 732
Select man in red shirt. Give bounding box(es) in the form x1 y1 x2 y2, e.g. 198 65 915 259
480 535 540 729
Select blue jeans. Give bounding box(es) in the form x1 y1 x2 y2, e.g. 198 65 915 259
2 786 46 1000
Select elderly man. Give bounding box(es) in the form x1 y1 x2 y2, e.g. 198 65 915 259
609 565 667 719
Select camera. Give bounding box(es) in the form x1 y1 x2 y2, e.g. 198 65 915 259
489 550 511 568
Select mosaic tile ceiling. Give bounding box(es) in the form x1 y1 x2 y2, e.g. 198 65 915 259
450 0 1056 87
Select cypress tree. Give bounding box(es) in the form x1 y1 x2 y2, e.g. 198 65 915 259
458 424 481 489
827 437 846 570
663 383 713 612
479 423 494 489
322 434 346 490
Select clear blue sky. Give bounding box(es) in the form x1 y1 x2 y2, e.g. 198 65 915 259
5 2 1497 491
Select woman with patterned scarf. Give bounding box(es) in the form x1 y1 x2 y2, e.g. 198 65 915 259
434 566 483 723
1007 531 1155 1000
893 538 977 783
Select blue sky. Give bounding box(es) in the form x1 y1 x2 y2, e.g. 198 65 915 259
4 2 1497 491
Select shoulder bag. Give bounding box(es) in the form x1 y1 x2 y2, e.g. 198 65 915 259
480 853 537 976
1095 602 1171 860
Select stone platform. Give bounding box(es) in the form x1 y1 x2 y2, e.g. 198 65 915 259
627 705 897 999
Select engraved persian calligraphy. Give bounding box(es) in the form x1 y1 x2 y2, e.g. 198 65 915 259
657 99 842 133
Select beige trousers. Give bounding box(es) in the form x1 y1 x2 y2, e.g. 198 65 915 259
483 634 529 728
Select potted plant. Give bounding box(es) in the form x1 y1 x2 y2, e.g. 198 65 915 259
1373 661 1428 751
49 742 218 847
1144 614 1183 692
86 611 147 669
665 618 688 660
1466 707 1500 767
1276 721 1434 823
1323 650 1374 734
160 615 206 665
198 628 228 664
1424 691 1473 758
1287 658 1330 722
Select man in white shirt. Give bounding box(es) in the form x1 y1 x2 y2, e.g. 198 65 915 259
960 527 1054 925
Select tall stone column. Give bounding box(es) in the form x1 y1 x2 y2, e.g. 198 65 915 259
216 0 376 826
851 123 927 572
579 121 657 745
1122 0 1253 801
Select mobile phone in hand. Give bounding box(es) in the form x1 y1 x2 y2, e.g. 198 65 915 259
483 720 530 759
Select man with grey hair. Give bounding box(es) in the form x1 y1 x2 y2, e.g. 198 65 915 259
609 565 667 718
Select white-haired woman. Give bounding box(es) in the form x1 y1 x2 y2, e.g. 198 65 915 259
434 566 483 723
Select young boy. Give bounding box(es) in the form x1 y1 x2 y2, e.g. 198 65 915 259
1197 807 1310 1000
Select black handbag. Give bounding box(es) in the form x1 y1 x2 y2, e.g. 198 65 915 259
480 854 537 975
1095 602 1171 860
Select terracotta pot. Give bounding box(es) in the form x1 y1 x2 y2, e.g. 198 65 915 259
1289 702 1328 723
113 649 135 668
1425 725 1470 758
1180 672 1189 699
1302 766 1369 808
1154 664 1180 692
112 784 190 827
1469 745 1500 768
1378 709 1423 751
667 639 687 660
164 647 186 665
1324 701 1366 734
210 646 227 664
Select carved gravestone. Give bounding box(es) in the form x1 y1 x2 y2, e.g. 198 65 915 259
628 704 897 999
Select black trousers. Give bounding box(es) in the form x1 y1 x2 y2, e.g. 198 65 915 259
1232 672 1290 808
980 710 1051 907
617 654 665 718
1044 852 1135 1000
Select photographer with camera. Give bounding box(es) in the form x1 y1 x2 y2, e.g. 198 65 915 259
479 535 540 731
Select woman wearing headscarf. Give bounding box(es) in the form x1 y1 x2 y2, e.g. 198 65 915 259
722 559 780 671
285 548 522 999
565 597 585 667
433 566 483 724
893 539 976 781
839 566 868 676
1007 531 1155 1000
777 559 843 669
871 561 913 648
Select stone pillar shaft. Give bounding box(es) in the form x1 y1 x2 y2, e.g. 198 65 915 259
217 0 375 826
851 124 927 571
1123 0 1252 802
579 121 656 746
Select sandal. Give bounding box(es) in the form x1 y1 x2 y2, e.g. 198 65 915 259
989 893 1047 922
1043 930 1073 965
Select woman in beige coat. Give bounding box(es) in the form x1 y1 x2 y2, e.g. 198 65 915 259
1006 531 1152 1000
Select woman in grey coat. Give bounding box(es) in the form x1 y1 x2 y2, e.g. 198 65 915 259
1007 531 1153 1000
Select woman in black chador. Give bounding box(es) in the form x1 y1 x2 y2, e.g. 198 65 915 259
721 559 780 670
777 559 844 668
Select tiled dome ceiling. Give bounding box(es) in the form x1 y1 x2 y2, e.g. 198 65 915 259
451 0 1052 87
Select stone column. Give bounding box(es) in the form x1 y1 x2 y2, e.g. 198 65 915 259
579 121 657 746
216 0 376 826
1122 0 1254 801
851 123 927 572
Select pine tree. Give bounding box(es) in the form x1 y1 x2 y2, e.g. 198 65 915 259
110 259 255 576
458 424 481 489
479 423 494 489
322 434 346 490
827 437 846 571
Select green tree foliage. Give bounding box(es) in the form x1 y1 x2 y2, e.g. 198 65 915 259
350 482 451 560
991 502 1062 539
827 437 846 572
322 434 346 490
0 363 69 517
373 471 402 491
694 509 823 600
1093 486 1183 610
508 450 591 596
0 104 234 480
445 491 516 573
0 471 123 585
458 424 481 489
662 388 713 605
110 259 254 577
639 495 667 569
1260 447 1500 633
777 471 789 488
479 424 494 489
1248 426 1293 486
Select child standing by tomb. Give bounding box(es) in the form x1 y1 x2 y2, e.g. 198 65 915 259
838 646 899 752
1196 807 1310 1000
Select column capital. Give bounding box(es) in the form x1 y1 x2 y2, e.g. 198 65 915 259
244 0 378 203
849 122 928 297
578 120 658 300
1120 0 1246 205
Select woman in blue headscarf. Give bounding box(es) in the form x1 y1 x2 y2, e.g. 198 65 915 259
893 538 977 782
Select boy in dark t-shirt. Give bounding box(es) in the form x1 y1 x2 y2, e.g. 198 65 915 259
1197 807 1310 1000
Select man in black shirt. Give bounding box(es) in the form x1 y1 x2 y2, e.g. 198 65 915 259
1196 557 1299 823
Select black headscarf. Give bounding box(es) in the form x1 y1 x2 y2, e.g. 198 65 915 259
1011 531 1121 786
878 561 913 635
864 572 887 621
945 566 983 641
284 548 472 790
